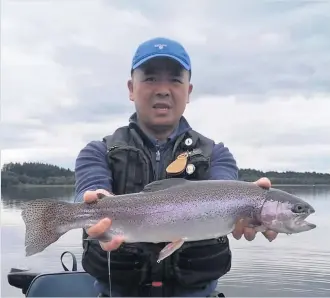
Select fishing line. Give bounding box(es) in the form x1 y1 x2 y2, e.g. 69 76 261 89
107 251 112 297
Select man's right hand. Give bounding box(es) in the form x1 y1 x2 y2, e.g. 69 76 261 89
83 189 125 251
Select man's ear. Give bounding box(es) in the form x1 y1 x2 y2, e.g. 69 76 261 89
127 79 134 102
187 83 193 103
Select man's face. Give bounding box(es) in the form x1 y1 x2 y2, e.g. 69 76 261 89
127 57 193 130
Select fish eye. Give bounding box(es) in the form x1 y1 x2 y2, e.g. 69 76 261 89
292 204 306 213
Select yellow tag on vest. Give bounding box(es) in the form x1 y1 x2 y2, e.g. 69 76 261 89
166 152 188 175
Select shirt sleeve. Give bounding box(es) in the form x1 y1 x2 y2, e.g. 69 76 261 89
209 142 239 180
74 140 113 202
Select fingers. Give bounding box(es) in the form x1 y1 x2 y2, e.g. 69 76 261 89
232 218 245 239
254 177 271 190
100 236 125 251
243 227 256 241
87 218 112 238
232 218 278 242
86 218 124 251
262 230 278 242
232 220 256 241
232 218 254 239
82 189 122 251
84 189 112 203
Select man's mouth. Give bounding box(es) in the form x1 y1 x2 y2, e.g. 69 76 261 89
152 103 171 110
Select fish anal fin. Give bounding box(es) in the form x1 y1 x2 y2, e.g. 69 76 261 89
142 178 189 193
157 238 185 263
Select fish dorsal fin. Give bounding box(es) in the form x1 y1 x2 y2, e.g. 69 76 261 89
142 178 189 193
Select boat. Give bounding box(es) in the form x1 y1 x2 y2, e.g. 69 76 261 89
7 251 99 297
7 251 226 297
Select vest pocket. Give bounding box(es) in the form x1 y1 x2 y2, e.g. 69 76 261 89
106 146 152 194
108 248 150 285
172 237 232 287
83 242 151 286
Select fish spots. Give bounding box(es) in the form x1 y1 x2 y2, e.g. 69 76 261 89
21 199 75 256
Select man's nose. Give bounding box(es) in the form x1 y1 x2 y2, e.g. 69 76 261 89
155 82 170 97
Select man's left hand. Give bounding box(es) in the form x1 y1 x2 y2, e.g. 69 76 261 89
231 177 278 242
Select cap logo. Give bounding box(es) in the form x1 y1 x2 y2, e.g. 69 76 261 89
154 44 167 50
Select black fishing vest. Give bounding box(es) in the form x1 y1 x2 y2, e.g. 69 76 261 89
81 124 232 296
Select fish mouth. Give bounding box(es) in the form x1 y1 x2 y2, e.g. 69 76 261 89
295 217 316 229
290 213 316 231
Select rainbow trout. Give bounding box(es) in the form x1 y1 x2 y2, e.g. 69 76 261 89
21 178 316 261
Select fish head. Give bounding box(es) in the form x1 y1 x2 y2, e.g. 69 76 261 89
259 188 316 234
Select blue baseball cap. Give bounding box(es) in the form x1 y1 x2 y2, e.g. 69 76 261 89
131 37 191 71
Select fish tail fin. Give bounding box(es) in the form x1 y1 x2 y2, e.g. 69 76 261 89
21 199 74 257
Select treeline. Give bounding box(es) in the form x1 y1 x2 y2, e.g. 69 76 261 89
1 162 75 188
1 162 329 188
238 168 330 185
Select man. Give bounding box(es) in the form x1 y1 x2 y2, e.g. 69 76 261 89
74 37 277 297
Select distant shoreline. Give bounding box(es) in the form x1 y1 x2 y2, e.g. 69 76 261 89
6 183 330 189
273 184 329 187
11 184 75 188
2 161 330 189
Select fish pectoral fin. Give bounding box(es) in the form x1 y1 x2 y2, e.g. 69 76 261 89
157 238 185 263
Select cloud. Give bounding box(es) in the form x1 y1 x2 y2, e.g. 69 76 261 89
184 94 330 173
1 0 330 173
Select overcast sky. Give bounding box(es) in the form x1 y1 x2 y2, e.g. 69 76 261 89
1 0 330 173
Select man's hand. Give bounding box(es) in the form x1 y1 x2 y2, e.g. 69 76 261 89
83 189 125 251
231 177 278 242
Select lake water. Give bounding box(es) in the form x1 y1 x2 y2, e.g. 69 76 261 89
1 185 330 297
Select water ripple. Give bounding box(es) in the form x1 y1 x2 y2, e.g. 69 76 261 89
217 242 330 297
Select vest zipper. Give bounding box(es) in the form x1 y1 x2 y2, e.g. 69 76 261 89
155 142 160 180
